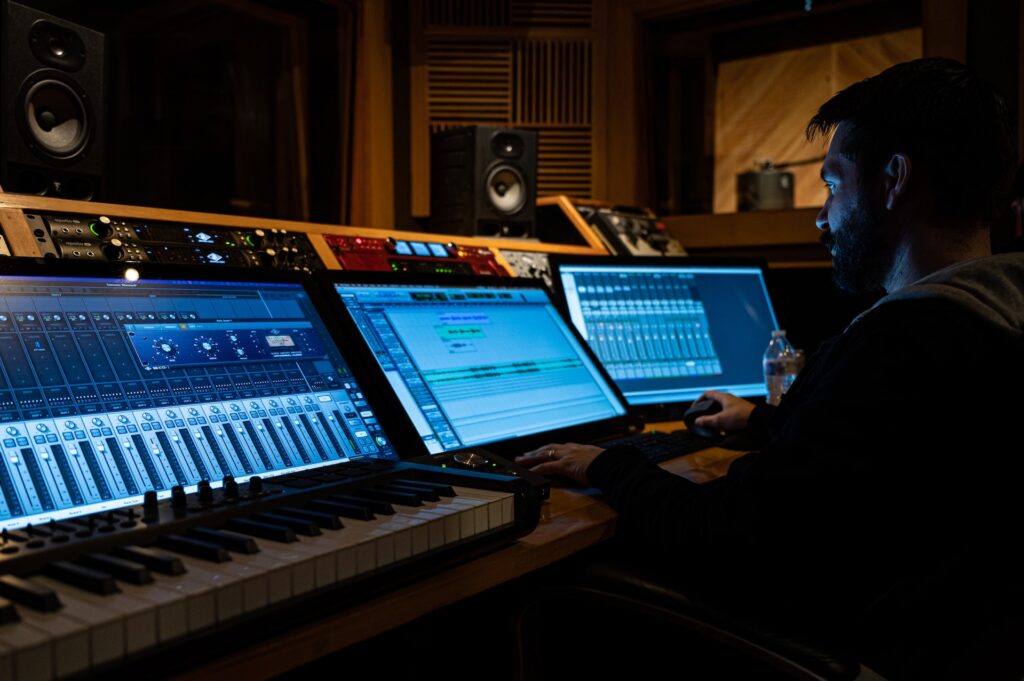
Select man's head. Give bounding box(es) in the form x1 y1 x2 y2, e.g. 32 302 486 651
808 58 1015 293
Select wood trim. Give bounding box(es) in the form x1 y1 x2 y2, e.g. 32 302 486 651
536 194 612 251
922 0 967 60
0 194 604 255
0 208 40 257
662 207 822 248
307 234 343 270
409 0 431 216
351 0 395 228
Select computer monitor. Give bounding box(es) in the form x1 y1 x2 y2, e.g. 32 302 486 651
328 275 630 455
0 262 396 530
551 256 779 414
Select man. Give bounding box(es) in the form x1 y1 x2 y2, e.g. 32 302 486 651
517 58 1024 680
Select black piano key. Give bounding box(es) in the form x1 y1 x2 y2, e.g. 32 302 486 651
111 545 186 575
222 425 255 475
155 430 190 486
298 414 330 461
346 488 422 508
104 438 140 496
176 429 211 482
77 553 153 585
187 527 260 554
0 597 19 624
275 506 343 530
77 441 113 500
48 444 84 506
157 534 232 563
242 421 274 471
200 426 234 478
306 498 374 521
131 434 165 491
260 418 293 467
251 512 321 537
329 493 395 516
19 448 55 511
226 518 297 543
45 560 120 595
393 479 456 497
379 483 440 502
280 418 312 465
0 574 61 612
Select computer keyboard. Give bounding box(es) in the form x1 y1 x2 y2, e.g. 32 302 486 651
600 430 717 463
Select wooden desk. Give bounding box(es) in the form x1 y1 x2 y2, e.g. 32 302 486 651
178 425 747 680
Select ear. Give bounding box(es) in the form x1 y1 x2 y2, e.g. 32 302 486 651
883 153 911 211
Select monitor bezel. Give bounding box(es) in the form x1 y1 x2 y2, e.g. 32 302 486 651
314 270 638 458
0 257 422 459
548 254 776 421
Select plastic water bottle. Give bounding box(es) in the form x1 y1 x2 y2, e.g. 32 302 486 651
763 330 798 406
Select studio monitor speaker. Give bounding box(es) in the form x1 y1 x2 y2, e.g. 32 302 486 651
1 1 105 199
430 125 537 237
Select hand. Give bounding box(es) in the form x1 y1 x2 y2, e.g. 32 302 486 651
694 391 756 433
515 442 605 486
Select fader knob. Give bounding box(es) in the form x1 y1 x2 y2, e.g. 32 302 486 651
198 480 214 506
223 475 239 498
248 476 263 494
170 485 187 509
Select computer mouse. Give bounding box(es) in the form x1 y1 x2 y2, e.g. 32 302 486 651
683 399 724 441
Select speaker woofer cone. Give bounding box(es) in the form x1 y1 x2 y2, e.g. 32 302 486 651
486 165 527 215
22 78 88 158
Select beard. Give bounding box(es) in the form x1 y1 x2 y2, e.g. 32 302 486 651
820 200 889 294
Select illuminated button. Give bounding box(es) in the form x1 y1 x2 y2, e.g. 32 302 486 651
35 424 49 433
15 438 28 447
1 439 14 448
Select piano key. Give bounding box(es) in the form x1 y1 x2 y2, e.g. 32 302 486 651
226 518 296 543
329 493 394 515
348 488 422 507
186 527 259 555
0 600 16 626
33 575 158 658
275 506 344 530
0 620 51 681
142 570 216 633
8 605 89 679
379 483 440 502
116 580 188 643
157 534 231 563
77 553 153 586
110 545 186 576
250 513 320 537
307 498 375 520
0 576 61 613
393 479 456 497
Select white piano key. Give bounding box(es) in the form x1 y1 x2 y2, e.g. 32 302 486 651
117 581 188 643
25 578 123 667
14 608 89 678
146 571 216 633
33 576 157 657
0 621 51 681
0 641 12 681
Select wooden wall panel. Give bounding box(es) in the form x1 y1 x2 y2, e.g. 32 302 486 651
713 28 921 214
409 0 601 217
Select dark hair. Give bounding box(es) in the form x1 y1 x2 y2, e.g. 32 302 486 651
807 58 1015 223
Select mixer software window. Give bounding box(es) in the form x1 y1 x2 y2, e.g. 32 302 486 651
336 284 625 453
0 275 394 529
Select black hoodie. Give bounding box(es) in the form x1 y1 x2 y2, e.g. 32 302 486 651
587 252 1024 680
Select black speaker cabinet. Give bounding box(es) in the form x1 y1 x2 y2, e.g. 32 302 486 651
1 1 105 199
430 125 537 237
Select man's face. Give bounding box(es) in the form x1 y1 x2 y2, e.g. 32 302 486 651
816 123 889 293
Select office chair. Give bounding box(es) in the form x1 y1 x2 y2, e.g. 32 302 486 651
515 547 1024 681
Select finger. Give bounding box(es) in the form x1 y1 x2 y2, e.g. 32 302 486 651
520 444 558 459
529 461 566 477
